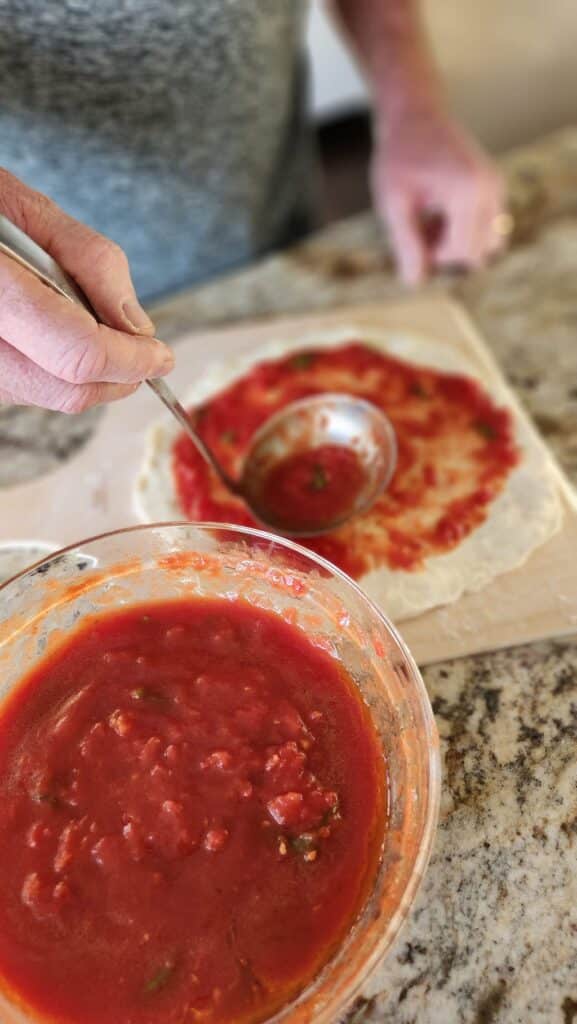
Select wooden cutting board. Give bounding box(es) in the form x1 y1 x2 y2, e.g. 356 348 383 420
1 295 576 665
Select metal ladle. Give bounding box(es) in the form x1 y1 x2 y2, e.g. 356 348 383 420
0 214 397 536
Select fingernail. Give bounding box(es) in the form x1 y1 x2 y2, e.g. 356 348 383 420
154 343 175 375
122 300 155 334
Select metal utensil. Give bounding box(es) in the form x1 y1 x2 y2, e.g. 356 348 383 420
240 393 396 536
0 214 397 535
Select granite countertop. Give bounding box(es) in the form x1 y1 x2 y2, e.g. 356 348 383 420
2 129 577 1022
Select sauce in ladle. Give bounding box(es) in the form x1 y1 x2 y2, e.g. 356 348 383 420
256 443 367 534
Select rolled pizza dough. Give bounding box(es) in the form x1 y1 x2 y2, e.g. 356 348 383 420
135 327 562 622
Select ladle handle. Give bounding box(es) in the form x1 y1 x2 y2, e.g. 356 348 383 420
0 212 89 310
0 213 239 494
145 377 239 492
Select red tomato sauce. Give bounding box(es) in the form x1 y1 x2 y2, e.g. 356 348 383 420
0 599 385 1024
172 343 519 577
256 444 366 533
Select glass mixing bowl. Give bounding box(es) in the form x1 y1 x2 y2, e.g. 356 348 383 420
0 523 440 1024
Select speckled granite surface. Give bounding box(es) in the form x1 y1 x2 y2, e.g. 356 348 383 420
1 130 577 1022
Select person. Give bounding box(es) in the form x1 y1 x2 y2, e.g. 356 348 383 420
0 0 505 415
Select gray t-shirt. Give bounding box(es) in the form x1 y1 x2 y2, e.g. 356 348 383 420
0 0 314 300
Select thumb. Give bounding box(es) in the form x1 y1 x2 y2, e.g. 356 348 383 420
382 190 428 286
0 168 154 336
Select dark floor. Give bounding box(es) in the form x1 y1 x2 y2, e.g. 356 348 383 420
316 111 372 225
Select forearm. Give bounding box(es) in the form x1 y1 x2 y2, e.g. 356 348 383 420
330 0 446 128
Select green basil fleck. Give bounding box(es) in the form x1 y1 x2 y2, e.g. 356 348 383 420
131 688 167 704
310 465 328 492
290 352 315 371
144 961 176 995
475 421 497 441
291 833 316 854
36 792 61 808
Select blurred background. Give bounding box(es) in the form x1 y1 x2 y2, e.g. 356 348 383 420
309 0 577 221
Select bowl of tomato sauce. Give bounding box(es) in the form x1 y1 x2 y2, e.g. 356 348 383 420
0 523 439 1024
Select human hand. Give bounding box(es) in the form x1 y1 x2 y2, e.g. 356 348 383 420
372 108 507 285
0 169 173 413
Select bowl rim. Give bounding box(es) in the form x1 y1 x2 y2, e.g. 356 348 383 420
0 521 441 1020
